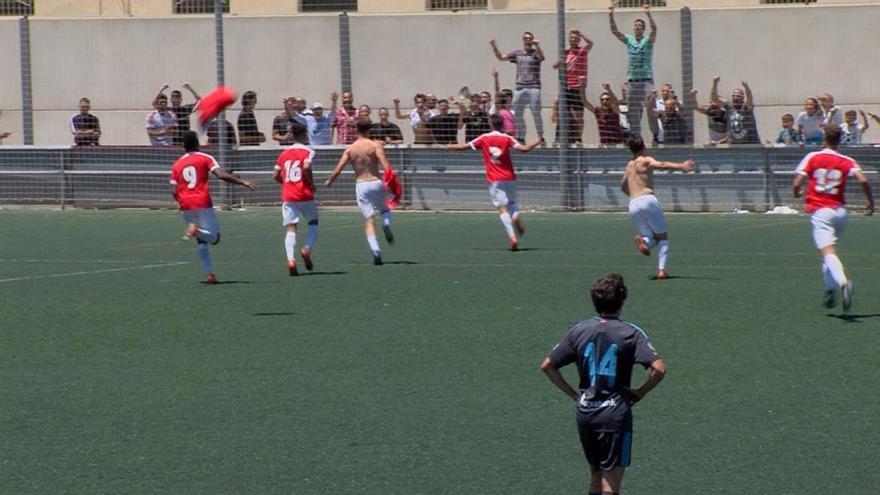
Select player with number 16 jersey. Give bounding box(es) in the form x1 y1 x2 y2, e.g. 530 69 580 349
274 124 319 276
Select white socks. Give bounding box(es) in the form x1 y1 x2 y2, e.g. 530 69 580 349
499 212 515 239
367 234 380 255
643 235 658 250
196 228 218 245
657 240 669 270
285 231 296 262
196 242 213 274
822 253 847 288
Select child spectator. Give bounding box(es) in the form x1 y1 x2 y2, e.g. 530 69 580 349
771 113 802 146
840 110 869 145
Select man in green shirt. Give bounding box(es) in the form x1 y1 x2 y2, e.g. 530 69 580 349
609 4 657 141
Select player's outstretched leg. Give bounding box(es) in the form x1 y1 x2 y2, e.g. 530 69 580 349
365 218 382 265
821 262 836 308
498 207 518 251
508 203 525 237
301 219 319 271
656 234 669 279
284 226 298 276
195 240 217 284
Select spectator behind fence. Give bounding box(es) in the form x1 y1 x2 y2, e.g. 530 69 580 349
553 29 593 145
769 113 802 147
273 98 298 146
332 91 358 145
290 96 309 127
237 90 265 146
307 95 336 145
427 98 465 145
581 81 623 145
690 88 728 146
840 110 869 145
711 77 759 145
609 4 656 141
491 31 545 143
494 91 516 137
646 89 687 144
819 93 843 127
0 110 10 143
358 104 372 120
71 97 100 146
797 97 825 146
462 93 491 143
617 83 630 138
153 83 200 146
651 83 676 143
370 107 403 144
394 94 433 144
207 117 237 147
146 93 177 146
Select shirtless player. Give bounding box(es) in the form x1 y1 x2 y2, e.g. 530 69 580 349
621 135 694 279
325 118 395 265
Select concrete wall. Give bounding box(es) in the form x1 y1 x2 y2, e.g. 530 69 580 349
2 6 879 145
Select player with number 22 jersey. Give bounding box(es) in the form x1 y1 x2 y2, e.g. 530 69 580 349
792 126 873 311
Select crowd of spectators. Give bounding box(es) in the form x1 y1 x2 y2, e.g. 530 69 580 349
58 5 878 149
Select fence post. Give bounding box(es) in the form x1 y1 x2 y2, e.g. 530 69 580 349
557 0 577 210
19 16 33 145
680 7 693 144
214 0 234 209
339 12 352 93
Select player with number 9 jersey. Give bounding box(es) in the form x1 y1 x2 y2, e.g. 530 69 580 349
795 148 860 213
275 143 316 202
170 151 220 210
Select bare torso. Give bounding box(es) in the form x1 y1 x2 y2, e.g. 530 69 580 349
346 137 382 182
623 156 655 199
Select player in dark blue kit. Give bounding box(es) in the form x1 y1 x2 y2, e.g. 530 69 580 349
541 273 667 495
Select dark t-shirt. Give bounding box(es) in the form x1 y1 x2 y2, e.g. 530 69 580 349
71 113 100 146
464 110 490 142
370 122 404 143
725 103 760 144
427 113 460 144
171 104 195 145
237 110 263 146
207 119 237 147
658 110 688 144
547 316 659 431
273 114 296 146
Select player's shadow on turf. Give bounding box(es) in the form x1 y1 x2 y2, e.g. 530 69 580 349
382 260 419 265
202 280 251 285
252 312 296 317
303 271 347 276
828 313 880 323
649 275 718 281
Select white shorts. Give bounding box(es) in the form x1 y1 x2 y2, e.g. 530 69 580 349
355 179 389 219
488 180 517 208
182 208 220 236
810 207 848 249
282 200 319 226
628 194 667 238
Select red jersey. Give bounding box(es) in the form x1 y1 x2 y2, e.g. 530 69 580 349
469 131 520 182
564 45 589 89
275 144 316 202
796 149 860 213
170 151 220 210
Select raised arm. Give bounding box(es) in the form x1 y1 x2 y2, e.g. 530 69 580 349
690 89 708 115
645 5 658 44
393 97 406 120
182 82 201 101
153 83 170 103
580 78 596 113
212 168 256 190
710 76 724 106
859 110 870 132
742 81 754 110
603 82 621 113
608 6 627 44
324 149 349 187
492 67 500 96
532 39 545 63
645 90 659 118
648 157 694 171
581 31 594 51
489 39 508 62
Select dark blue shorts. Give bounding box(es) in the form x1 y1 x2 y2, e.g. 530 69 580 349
577 428 632 471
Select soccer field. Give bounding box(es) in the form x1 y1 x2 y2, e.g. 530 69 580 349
1 209 878 494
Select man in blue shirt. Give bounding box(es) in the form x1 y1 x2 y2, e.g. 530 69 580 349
609 4 657 142
541 273 667 495
306 95 336 146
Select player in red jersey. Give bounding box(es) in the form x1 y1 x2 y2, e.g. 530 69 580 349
792 125 873 311
274 123 319 276
170 131 256 284
447 114 541 250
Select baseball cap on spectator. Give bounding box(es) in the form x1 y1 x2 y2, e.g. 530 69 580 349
311 102 324 110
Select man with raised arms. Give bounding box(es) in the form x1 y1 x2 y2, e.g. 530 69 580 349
325 118 395 265
621 135 693 279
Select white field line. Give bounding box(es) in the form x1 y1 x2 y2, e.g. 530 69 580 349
0 261 188 283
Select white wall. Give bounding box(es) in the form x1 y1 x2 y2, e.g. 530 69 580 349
5 6 879 146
